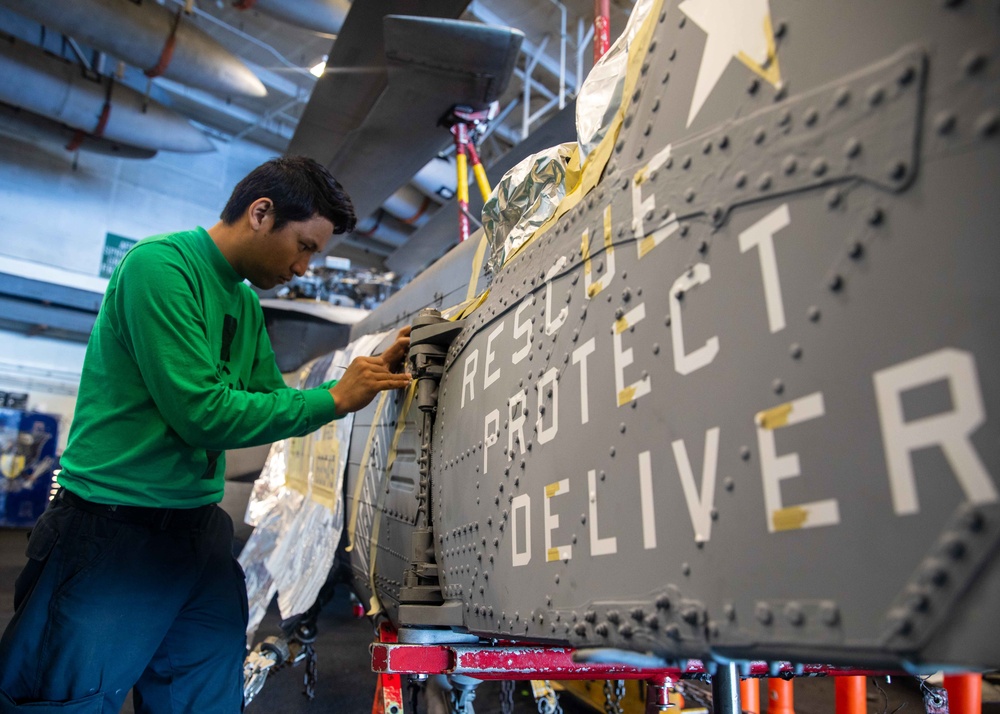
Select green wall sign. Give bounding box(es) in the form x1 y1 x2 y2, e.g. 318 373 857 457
100 233 138 278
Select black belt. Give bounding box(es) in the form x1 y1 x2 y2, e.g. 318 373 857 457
57 488 215 531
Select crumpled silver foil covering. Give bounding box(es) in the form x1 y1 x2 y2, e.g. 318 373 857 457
483 142 577 274
576 0 654 161
240 332 389 638
245 439 286 528
482 1 655 273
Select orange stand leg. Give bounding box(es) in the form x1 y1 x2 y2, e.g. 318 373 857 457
372 623 404 714
371 673 403 714
740 678 760 714
768 678 795 714
835 676 866 714
944 673 982 714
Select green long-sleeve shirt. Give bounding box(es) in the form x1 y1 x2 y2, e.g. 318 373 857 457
60 227 338 508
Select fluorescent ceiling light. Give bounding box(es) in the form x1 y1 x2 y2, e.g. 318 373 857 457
310 58 327 78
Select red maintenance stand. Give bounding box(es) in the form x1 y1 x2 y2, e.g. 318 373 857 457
371 623 986 714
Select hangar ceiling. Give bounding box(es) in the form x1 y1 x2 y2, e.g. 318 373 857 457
0 0 634 281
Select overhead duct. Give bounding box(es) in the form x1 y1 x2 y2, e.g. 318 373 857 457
0 0 267 98
0 35 215 153
410 156 458 202
381 184 438 228
354 212 415 252
0 102 157 159
232 0 351 36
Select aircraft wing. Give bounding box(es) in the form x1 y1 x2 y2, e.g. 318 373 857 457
326 16 523 241
287 0 470 165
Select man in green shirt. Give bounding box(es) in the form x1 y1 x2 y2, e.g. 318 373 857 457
0 156 411 713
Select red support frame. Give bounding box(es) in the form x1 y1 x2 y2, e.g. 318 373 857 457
372 624 405 714
371 636 893 682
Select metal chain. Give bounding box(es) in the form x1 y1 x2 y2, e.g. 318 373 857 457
302 643 317 700
501 679 516 714
539 694 563 714
533 681 563 714
241 650 277 706
603 679 625 714
921 683 949 714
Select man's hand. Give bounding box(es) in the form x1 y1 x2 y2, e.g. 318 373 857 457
329 327 412 416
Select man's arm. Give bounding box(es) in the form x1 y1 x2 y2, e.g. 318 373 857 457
117 247 406 449
329 327 411 416
246 316 411 417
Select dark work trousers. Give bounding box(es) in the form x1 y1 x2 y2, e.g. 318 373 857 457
0 492 248 713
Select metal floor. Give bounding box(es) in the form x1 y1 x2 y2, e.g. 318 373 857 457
2 526 995 713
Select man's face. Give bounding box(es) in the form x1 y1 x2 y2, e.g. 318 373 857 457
243 213 334 290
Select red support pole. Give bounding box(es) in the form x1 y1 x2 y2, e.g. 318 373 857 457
372 624 404 714
740 678 760 714
835 675 866 714
451 123 470 243
594 0 610 63
944 673 982 714
768 678 795 714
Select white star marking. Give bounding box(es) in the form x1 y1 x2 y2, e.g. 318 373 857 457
678 0 781 127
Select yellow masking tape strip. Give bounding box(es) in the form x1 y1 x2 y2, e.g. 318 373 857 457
458 290 490 320
367 381 417 616
737 16 781 87
617 386 637 407
603 205 613 249
772 505 809 532
547 547 562 562
464 233 491 305
614 317 630 334
756 403 793 430
545 482 561 498
638 235 656 258
345 390 390 553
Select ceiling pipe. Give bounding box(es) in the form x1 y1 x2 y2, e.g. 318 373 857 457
0 36 214 153
410 157 458 202
549 0 567 109
354 212 414 249
381 185 438 229
0 102 157 158
231 0 351 36
0 0 267 97
594 0 611 61
164 0 317 83
576 18 595 89
153 77 294 143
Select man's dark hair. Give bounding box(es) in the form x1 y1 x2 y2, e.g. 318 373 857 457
220 156 357 234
